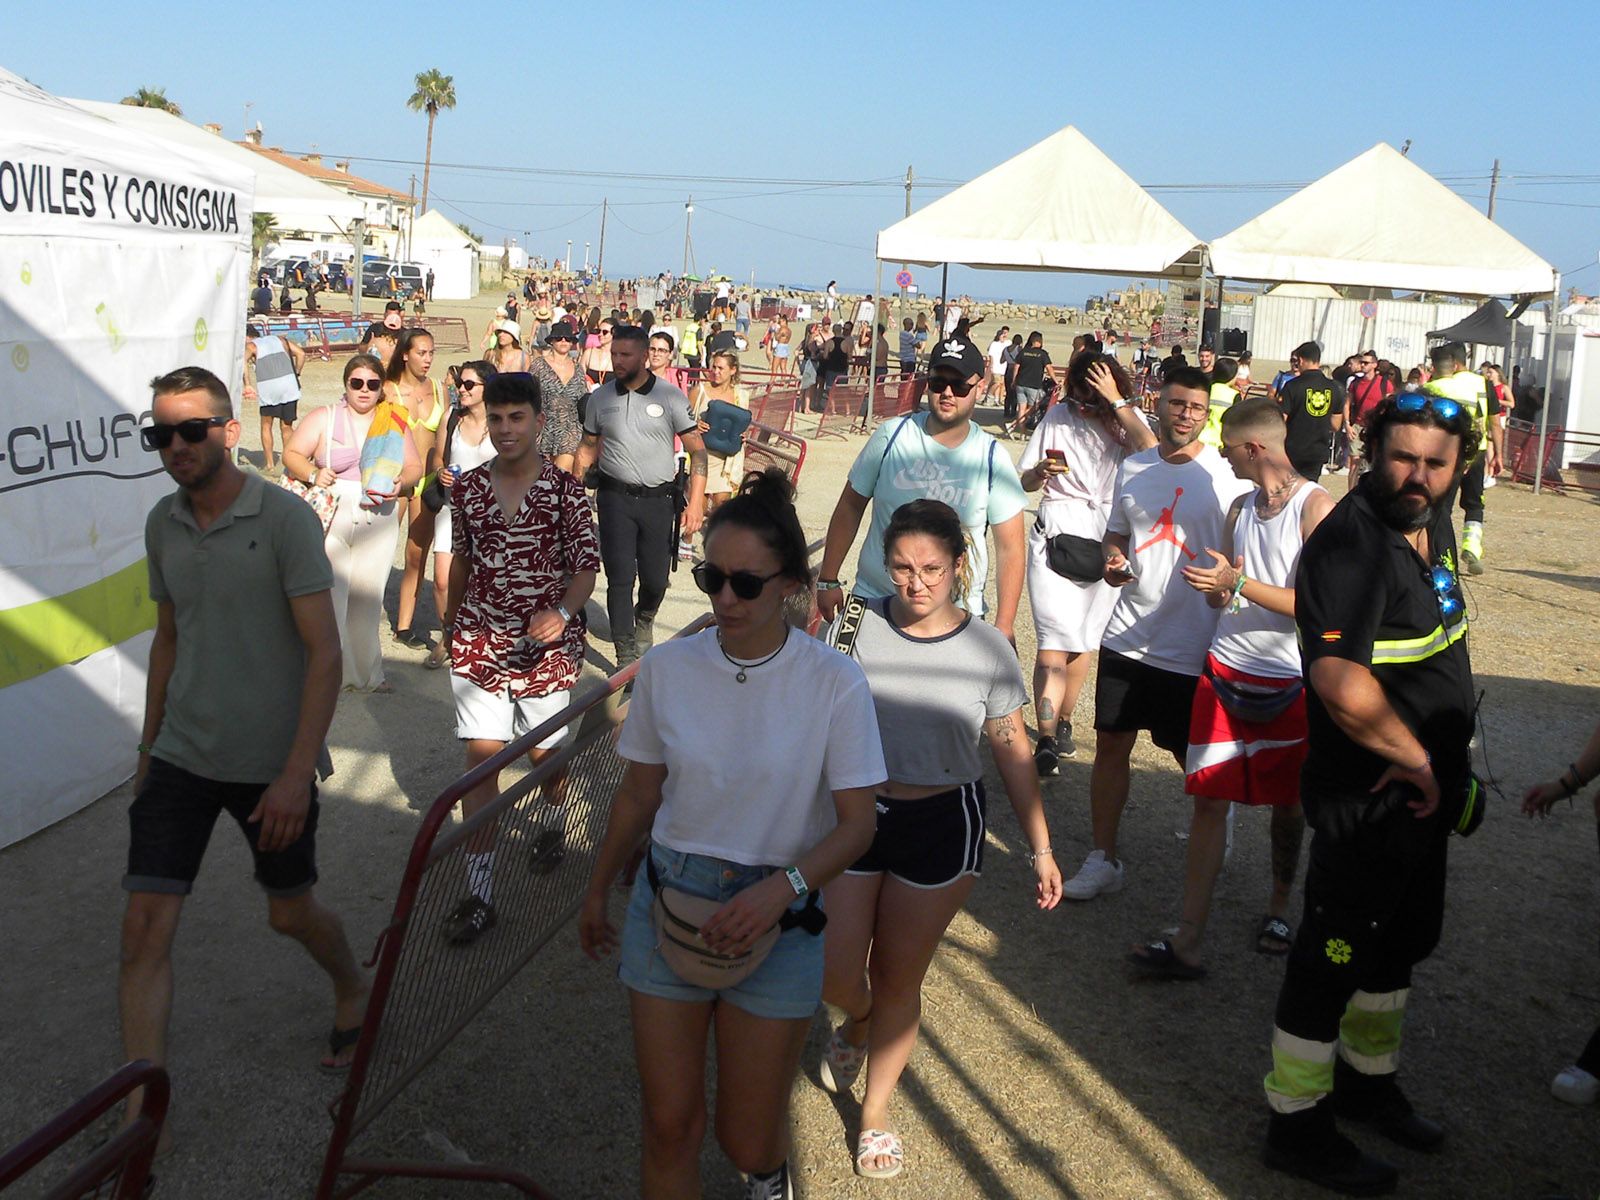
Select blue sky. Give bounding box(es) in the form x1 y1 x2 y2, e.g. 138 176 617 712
9 1 1600 302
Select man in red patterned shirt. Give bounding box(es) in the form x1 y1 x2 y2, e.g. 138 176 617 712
441 372 601 943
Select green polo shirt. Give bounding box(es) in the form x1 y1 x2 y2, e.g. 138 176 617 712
145 473 333 784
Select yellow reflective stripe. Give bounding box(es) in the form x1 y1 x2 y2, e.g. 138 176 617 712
1371 616 1468 665
0 559 156 688
1265 1028 1337 1112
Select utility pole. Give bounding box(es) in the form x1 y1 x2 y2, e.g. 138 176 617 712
682 195 696 277
596 198 608 279
1487 158 1501 221
406 175 416 261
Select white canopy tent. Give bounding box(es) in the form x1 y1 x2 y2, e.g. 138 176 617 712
876 125 1203 279
1211 142 1561 489
67 100 364 229
1209 144 1554 297
406 209 482 301
0 71 254 845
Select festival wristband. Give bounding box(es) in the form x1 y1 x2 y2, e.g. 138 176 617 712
137 742 153 754
1027 846 1054 867
784 866 809 898
816 579 843 591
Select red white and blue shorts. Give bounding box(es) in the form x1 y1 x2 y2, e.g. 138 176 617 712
1183 653 1307 808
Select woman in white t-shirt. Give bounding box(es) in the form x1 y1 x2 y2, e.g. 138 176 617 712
1019 354 1156 771
580 468 885 1200
426 360 498 669
817 499 1063 1180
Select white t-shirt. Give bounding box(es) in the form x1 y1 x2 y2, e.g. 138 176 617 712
988 339 1009 373
846 413 1027 614
1102 445 1252 674
617 627 887 865
715 281 731 299
1018 403 1130 541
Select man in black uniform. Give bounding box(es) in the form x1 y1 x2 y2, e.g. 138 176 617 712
1261 392 1483 1194
1277 340 1347 481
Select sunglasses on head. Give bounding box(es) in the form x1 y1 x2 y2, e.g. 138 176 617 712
347 377 383 392
927 372 975 397
691 561 782 600
140 417 228 451
1393 392 1462 422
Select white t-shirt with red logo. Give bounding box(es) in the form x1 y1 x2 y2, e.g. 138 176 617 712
1102 444 1252 675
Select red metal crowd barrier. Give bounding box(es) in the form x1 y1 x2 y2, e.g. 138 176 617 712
0 1060 169 1199
1505 418 1600 493
249 314 471 362
315 621 713 1200
742 422 809 488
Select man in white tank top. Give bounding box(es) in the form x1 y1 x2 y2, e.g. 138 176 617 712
1131 399 1333 979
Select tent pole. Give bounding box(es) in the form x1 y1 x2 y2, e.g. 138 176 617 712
1533 269 1559 494
868 260 884 416
940 263 949 335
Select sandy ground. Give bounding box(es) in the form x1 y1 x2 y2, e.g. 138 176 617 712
2 288 1597 1198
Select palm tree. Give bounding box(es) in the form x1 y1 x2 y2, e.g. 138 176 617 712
120 87 181 115
406 68 456 216
251 212 278 277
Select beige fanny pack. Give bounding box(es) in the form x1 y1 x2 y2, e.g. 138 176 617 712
646 851 824 990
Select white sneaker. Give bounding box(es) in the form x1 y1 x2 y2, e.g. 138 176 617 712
1061 849 1124 900
1552 1064 1599 1105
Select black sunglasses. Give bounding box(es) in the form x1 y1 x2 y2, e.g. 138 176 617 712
691 561 782 600
927 372 975 397
458 379 480 391
140 417 228 451
347 377 383 392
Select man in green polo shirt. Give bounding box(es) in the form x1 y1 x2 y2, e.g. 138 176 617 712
119 367 366 1149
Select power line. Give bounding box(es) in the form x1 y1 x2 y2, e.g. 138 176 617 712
694 205 871 253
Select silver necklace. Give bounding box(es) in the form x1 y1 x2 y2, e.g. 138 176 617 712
717 628 788 683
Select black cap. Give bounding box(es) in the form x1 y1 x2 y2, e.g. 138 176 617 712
930 335 983 379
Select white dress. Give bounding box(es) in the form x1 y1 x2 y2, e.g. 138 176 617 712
432 419 498 555
1019 403 1129 653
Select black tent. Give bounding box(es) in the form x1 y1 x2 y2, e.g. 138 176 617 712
1427 298 1511 345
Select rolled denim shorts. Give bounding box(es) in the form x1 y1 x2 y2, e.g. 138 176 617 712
618 844 825 1020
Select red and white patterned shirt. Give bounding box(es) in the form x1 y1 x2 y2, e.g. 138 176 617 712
448 459 601 699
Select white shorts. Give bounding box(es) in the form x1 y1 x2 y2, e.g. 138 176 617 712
450 675 574 748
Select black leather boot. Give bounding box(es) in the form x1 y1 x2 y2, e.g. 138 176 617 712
1331 1057 1446 1152
1264 1104 1399 1196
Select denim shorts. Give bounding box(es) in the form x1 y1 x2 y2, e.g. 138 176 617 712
618 844 824 1020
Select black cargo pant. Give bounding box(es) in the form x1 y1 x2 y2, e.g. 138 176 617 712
1274 785 1449 1047
596 486 674 647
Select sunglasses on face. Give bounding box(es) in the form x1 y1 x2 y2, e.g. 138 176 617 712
1394 392 1462 422
140 417 228 451
927 373 975 397
347 377 383 392
691 561 782 600
458 380 480 392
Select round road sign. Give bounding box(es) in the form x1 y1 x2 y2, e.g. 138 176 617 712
1359 300 1378 319
895 270 913 289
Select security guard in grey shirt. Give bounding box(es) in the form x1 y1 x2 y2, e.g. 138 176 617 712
574 324 708 667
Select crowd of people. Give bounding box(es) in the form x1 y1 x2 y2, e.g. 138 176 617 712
117 303 1596 1199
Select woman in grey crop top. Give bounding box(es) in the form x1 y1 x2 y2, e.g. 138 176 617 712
817 499 1063 1179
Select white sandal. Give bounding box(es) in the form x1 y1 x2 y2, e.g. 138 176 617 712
855 1128 904 1179
818 1020 867 1094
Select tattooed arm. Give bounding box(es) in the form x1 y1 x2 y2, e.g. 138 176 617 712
679 428 709 536
986 708 1063 909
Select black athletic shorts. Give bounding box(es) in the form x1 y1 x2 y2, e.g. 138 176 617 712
1093 648 1199 756
124 756 320 897
845 782 986 889
260 399 299 423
